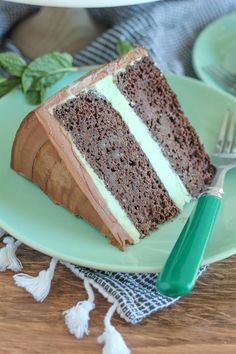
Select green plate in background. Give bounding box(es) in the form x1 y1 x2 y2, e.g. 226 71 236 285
193 12 236 92
1 68 236 272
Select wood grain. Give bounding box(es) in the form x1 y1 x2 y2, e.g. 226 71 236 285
2 6 236 354
1 242 236 354
11 7 106 58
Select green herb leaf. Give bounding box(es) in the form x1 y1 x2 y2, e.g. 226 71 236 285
0 52 26 77
25 90 42 105
0 77 20 98
22 52 73 93
25 83 46 105
0 51 78 104
116 41 134 56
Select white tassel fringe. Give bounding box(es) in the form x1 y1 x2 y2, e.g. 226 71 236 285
97 303 131 354
64 278 95 339
13 257 58 302
0 236 22 272
0 227 5 238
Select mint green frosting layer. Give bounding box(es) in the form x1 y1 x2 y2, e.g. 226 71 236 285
94 75 192 210
71 146 140 243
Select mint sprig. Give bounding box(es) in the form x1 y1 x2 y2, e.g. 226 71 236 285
0 77 21 98
0 51 77 105
0 44 134 105
22 52 76 104
116 40 134 56
0 52 26 77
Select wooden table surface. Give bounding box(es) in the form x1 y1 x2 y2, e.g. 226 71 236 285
1 7 236 354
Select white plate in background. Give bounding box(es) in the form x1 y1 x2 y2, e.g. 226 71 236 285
3 0 160 8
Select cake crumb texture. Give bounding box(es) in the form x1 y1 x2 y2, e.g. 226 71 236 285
116 56 215 197
54 92 179 236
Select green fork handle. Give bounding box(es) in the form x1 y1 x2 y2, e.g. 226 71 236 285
156 194 221 297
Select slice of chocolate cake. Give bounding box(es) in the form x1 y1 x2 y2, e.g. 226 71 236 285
11 47 215 250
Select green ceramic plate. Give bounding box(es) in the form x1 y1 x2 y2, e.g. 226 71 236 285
193 12 236 92
1 68 236 272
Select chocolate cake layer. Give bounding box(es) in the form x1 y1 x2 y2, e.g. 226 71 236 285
54 92 179 236
116 57 215 197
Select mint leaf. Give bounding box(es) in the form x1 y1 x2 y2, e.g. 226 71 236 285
22 52 73 93
116 41 134 56
0 51 77 104
25 90 41 105
0 77 20 98
0 52 26 77
25 84 46 105
40 71 68 89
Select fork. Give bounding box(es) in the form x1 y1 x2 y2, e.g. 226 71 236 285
203 65 236 97
156 110 236 297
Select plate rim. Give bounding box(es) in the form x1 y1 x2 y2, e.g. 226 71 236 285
192 11 236 90
2 0 159 8
1 213 236 273
1 69 236 273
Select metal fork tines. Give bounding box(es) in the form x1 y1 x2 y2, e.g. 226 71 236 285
203 65 236 96
210 110 236 197
214 110 236 154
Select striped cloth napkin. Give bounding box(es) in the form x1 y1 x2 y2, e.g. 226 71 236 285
1 1 236 353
